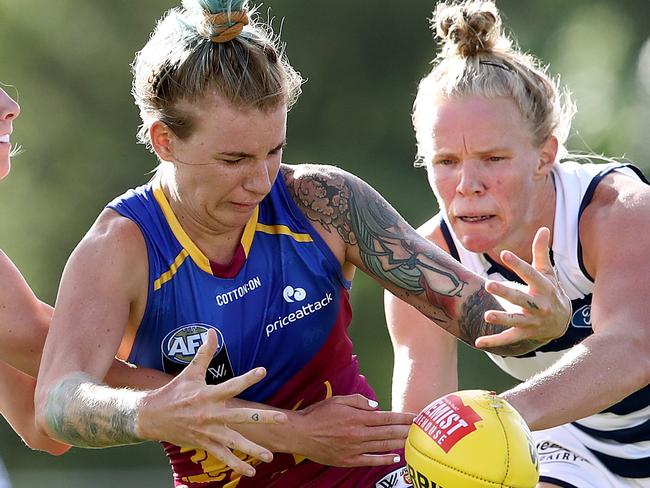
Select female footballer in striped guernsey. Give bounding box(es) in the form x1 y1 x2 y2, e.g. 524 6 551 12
0 86 284 477
386 2 650 486
35 0 570 486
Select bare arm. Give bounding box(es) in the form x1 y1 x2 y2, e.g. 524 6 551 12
384 219 458 413
0 360 70 455
282 164 569 356
0 248 198 390
34 211 285 477
0 250 52 377
503 174 650 429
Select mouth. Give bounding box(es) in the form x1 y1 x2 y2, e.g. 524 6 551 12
231 201 258 210
0 135 9 144
457 214 495 223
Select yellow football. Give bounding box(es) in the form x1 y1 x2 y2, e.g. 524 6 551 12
405 390 539 488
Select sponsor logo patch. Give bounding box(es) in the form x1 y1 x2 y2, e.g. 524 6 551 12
215 276 262 306
161 323 235 384
413 394 482 453
266 292 333 338
282 285 306 303
571 304 592 328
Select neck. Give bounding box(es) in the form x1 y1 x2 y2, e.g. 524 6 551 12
160 176 244 264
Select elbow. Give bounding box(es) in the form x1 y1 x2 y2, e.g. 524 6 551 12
22 432 71 456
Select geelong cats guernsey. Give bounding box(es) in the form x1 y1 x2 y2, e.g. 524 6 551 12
107 173 408 488
439 161 650 479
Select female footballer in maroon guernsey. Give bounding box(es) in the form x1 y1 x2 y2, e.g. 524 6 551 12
0 85 285 478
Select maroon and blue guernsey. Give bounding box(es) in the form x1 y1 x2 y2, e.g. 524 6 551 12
107 173 411 488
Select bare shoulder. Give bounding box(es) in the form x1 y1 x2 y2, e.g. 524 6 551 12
280 163 360 263
67 208 148 298
580 170 650 275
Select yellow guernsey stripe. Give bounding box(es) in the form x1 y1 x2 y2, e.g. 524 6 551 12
152 186 212 275
255 223 313 242
240 206 259 257
153 249 190 291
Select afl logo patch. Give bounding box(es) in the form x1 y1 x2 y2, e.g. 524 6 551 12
161 324 235 384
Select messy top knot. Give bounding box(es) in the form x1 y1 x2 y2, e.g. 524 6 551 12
412 0 575 166
132 0 303 151
183 0 249 43
435 1 503 58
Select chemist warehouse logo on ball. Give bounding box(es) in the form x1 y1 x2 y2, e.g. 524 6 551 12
265 285 333 338
413 394 482 453
161 324 235 384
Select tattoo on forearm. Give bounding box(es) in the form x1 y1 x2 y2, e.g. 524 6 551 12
458 287 503 342
283 166 545 356
283 166 465 325
45 372 144 448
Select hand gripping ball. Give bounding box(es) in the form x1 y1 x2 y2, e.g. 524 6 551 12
405 390 539 488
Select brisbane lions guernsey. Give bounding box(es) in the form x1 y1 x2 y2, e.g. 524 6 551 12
438 161 650 479
107 172 410 488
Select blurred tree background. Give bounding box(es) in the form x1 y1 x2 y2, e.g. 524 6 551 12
0 0 648 486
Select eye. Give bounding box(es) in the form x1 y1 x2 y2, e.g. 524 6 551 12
221 157 245 164
435 158 456 166
270 143 286 156
487 156 506 162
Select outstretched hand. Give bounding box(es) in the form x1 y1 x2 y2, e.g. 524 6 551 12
135 329 286 478
475 227 571 350
291 394 415 467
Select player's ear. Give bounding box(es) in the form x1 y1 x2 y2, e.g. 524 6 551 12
535 136 558 177
150 121 177 163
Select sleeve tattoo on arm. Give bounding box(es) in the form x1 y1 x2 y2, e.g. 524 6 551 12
283 167 541 355
45 372 144 448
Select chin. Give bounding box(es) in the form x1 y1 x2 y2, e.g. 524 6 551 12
458 234 500 254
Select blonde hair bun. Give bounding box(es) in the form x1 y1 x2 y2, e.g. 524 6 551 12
434 1 503 57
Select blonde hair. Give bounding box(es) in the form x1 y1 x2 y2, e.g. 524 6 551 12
132 0 303 150
413 0 575 165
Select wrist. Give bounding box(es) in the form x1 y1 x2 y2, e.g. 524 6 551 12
132 389 157 441
269 409 304 454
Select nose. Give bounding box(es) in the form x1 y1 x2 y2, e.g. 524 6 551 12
245 158 274 195
0 89 20 122
456 160 486 196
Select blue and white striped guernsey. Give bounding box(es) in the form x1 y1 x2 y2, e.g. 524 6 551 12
439 160 650 480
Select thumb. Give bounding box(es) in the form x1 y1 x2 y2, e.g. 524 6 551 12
182 328 217 379
531 227 553 274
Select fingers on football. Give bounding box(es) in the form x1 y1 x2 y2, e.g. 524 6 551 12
361 438 410 453
347 453 402 468
357 423 412 442
365 412 416 427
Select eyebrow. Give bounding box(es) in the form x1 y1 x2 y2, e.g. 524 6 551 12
433 147 511 158
218 139 287 158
